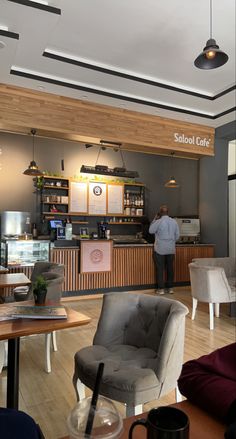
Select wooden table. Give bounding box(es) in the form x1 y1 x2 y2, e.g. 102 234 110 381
0 266 9 274
0 273 31 299
60 400 225 439
0 304 91 409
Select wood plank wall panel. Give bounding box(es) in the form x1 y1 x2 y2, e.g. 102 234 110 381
0 85 215 158
51 249 79 291
174 246 214 282
67 246 156 291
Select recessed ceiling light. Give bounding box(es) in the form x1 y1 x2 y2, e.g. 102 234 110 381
37 85 45 90
0 41 6 49
81 95 88 99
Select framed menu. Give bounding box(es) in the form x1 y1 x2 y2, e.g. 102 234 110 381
69 182 88 213
107 184 124 214
80 240 113 273
88 182 106 215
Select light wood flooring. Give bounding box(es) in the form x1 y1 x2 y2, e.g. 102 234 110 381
0 287 235 439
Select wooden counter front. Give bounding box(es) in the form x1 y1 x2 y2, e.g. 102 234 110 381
6 245 214 294
51 244 214 293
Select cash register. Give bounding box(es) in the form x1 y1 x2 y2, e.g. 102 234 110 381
49 219 66 241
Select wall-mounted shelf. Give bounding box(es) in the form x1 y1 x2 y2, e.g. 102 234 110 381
71 221 89 224
43 202 69 205
108 222 142 225
43 185 69 190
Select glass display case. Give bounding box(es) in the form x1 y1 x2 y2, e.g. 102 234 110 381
0 240 50 267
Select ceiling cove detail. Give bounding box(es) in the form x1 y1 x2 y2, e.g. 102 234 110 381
7 0 61 14
9 68 236 120
43 50 236 101
0 29 19 40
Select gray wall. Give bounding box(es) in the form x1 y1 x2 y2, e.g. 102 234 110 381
199 120 236 256
0 132 198 225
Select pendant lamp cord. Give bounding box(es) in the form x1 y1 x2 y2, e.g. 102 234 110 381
210 0 213 38
119 146 126 168
95 144 126 168
171 151 174 175
32 132 35 161
31 129 36 161
95 147 102 166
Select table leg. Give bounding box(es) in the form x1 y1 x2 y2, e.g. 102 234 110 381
229 302 236 317
7 337 20 409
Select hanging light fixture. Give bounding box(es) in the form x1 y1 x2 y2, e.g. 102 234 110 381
23 129 43 176
164 152 180 188
80 141 139 178
194 0 228 69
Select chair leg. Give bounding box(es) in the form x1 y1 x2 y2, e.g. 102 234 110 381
76 378 86 401
126 404 143 417
52 331 57 351
209 303 214 330
45 333 52 373
215 303 220 318
0 341 4 374
191 298 198 320
175 385 182 402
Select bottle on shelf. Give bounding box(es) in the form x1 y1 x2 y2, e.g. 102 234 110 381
65 217 72 240
126 191 130 206
32 223 38 239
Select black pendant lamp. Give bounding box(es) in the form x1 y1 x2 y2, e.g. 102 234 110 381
23 129 43 176
164 152 180 188
194 0 228 69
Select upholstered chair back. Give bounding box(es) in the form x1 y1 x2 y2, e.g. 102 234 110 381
189 262 232 303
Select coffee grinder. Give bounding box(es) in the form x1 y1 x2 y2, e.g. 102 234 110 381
97 221 108 239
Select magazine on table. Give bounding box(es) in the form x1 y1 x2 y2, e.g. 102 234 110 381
0 305 67 320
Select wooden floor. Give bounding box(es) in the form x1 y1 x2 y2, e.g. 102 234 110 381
0 287 235 439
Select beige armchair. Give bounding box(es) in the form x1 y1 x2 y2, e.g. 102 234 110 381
189 261 236 330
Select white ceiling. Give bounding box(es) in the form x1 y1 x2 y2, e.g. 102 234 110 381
0 0 235 128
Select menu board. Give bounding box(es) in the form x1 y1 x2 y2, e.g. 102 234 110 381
69 182 88 213
88 182 106 215
107 184 124 214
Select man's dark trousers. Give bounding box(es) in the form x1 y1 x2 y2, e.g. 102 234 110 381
154 252 174 289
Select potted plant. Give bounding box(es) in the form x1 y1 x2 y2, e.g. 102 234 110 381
33 275 48 305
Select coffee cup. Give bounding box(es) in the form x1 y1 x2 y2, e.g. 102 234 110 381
129 406 189 439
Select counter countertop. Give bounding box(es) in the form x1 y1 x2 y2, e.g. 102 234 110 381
51 242 214 249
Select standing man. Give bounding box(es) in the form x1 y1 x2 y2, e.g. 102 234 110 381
149 205 179 294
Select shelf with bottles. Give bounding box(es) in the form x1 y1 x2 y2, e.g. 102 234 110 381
123 185 145 216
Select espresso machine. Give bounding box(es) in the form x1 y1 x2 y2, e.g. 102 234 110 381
175 218 200 244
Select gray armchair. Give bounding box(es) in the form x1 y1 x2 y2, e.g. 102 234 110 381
13 261 64 301
73 292 188 417
189 262 236 330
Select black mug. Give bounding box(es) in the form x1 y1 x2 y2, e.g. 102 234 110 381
129 407 189 439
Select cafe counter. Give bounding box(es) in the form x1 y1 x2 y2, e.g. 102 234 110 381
51 243 214 295
7 243 214 296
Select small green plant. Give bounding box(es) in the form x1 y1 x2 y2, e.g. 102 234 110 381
33 275 48 305
36 176 44 190
33 275 48 291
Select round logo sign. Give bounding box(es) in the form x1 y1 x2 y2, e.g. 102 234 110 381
93 185 102 196
90 249 103 264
